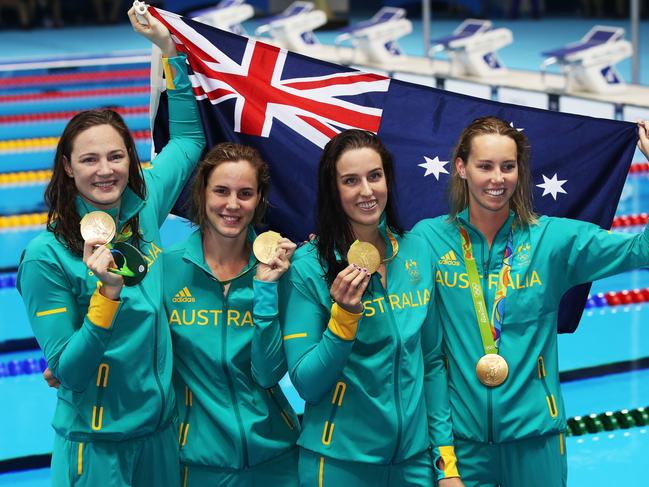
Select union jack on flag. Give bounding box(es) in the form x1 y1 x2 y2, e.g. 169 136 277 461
150 8 390 148
149 8 638 333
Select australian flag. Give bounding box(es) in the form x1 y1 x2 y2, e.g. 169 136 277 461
149 8 638 333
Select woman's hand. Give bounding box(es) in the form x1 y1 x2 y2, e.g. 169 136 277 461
638 120 649 161
255 238 297 282
83 240 123 300
43 367 60 389
127 4 177 58
329 264 370 314
439 478 465 487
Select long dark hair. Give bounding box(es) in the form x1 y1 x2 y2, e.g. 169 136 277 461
449 116 537 225
189 142 270 228
316 130 403 285
45 110 146 255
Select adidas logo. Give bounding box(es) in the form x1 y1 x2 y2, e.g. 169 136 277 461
172 287 196 303
438 250 460 266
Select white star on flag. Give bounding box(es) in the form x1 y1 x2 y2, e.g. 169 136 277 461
418 156 449 180
537 173 568 200
510 121 524 132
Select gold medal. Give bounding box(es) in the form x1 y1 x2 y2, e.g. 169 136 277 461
476 354 509 387
253 231 283 264
347 240 380 274
80 211 116 244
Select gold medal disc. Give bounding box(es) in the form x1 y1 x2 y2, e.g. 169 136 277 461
476 354 509 387
253 231 283 264
347 240 380 274
80 211 116 244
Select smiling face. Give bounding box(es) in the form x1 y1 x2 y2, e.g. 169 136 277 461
456 134 518 218
204 160 261 241
63 124 130 210
336 147 388 234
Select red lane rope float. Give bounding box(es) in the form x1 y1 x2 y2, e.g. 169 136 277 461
600 289 649 307
0 85 149 103
0 105 149 124
0 130 150 151
0 68 149 89
611 213 649 228
629 162 649 174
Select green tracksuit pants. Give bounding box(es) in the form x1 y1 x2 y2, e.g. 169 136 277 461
50 422 179 487
179 448 298 487
455 433 567 487
298 447 434 487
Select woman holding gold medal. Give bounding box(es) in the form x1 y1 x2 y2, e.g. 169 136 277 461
161 143 301 486
17 5 205 486
413 117 649 487
280 130 463 486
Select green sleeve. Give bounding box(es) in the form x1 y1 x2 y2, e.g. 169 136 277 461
555 218 649 293
251 279 287 388
279 273 355 404
145 54 206 226
422 276 459 480
16 259 121 393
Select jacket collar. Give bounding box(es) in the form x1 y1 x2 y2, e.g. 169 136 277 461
457 207 516 244
183 226 258 282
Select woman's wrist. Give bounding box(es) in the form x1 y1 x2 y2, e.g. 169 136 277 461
159 39 178 59
99 284 122 301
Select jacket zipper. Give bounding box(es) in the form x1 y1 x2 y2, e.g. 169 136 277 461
141 285 166 430
377 270 403 462
477 224 507 445
220 283 249 468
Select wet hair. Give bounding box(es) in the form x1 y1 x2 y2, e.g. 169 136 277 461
45 109 146 256
448 116 537 225
189 142 270 228
316 129 404 285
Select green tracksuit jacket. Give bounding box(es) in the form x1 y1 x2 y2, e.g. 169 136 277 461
17 55 206 441
163 229 299 469
413 209 649 444
279 222 455 474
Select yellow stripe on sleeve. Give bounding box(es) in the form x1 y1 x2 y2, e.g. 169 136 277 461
283 332 307 341
162 57 176 90
36 307 67 317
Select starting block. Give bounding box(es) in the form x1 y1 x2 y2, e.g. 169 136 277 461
254 2 327 52
429 19 512 77
190 0 254 36
335 7 412 64
540 26 632 94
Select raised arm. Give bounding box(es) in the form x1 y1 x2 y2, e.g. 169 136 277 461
251 238 296 388
129 5 206 223
638 121 648 160
279 264 369 404
554 218 649 294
